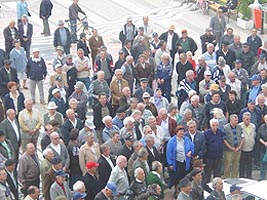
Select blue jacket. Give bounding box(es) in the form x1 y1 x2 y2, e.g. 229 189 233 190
155 62 172 82
39 0 53 18
184 131 206 158
50 97 67 118
10 47 27 73
204 129 225 159
17 0 28 19
26 57 47 81
166 135 194 171
4 91 25 113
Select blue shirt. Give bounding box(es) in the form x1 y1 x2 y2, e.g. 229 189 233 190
204 129 225 159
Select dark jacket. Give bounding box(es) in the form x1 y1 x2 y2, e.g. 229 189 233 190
43 168 56 200
159 31 179 57
204 128 225 159
3 26 19 54
200 34 217 53
0 139 15 160
93 102 113 130
98 155 116 189
247 35 262 56
94 191 114 200
184 131 206 159
5 168 18 200
53 27 71 48
61 118 83 145
216 49 236 69
39 0 53 18
238 50 255 74
83 172 100 200
145 146 159 170
130 179 150 200
3 91 25 113
118 144 134 161
67 140 82 176
176 37 198 55
50 96 67 118
176 61 193 83
26 57 47 81
18 22 33 45
0 67 19 97
77 40 90 57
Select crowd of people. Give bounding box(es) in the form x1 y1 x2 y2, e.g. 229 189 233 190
0 0 267 200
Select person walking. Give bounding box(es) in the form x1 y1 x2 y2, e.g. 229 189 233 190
39 0 53 36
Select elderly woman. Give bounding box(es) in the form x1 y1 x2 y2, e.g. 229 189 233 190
168 103 183 124
213 108 227 132
209 177 226 200
166 125 194 196
3 81 25 115
258 114 267 180
150 88 169 112
179 109 198 132
120 116 137 143
102 116 120 143
155 53 172 102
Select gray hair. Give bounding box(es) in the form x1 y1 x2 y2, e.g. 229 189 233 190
207 43 214 48
213 108 224 119
158 108 168 115
24 98 32 105
131 110 142 117
183 108 192 115
43 148 53 157
126 55 133 62
100 143 110 154
229 114 238 120
186 70 194 77
97 70 104 77
6 109 15 116
151 161 162 171
190 95 199 103
212 177 223 189
242 112 251 119
187 120 196 127
144 134 154 142
133 141 143 149
69 98 78 105
102 115 112 124
143 125 151 133
73 180 85 192
134 167 144 178
161 53 170 60
209 118 219 126
116 155 127 165
137 147 148 158
115 69 122 75
123 116 135 126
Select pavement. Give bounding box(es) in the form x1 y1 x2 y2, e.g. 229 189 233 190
0 0 265 199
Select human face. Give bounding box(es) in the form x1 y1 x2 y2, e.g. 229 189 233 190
25 100 33 110
57 175 66 184
230 116 238 126
67 110 76 120
207 46 214 53
162 56 170 65
105 119 112 128
176 129 184 138
33 51 39 58
135 142 144 152
137 169 145 181
234 36 240 44
115 71 123 80
193 173 202 183
205 75 211 81
99 95 107 105
260 70 267 79
31 188 40 199
77 50 84 58
46 151 54 161
112 133 120 143
7 109 16 121
139 56 145 63
98 72 105 81
210 121 219 132
212 94 220 104
228 93 236 101
86 135 95 146
51 134 60 145
0 136 5 142
216 180 223 191
0 170 7 182
126 121 134 130
123 87 131 96
156 185 161 195
26 144 36 155
243 115 251 126
183 184 193 194
140 81 148 88
188 123 197 134
235 63 242 69
252 29 257 36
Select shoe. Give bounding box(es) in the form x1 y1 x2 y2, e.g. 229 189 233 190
40 100 46 105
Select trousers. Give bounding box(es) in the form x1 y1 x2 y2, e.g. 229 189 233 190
29 79 44 102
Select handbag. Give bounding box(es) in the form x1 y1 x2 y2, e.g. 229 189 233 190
263 149 267 162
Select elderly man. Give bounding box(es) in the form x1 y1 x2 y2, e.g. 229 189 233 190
185 120 206 159
229 35 243 58
177 177 193 200
133 27 150 49
0 168 12 200
134 78 154 102
188 95 205 130
3 20 19 54
98 144 116 189
239 112 256 178
112 107 127 129
156 108 176 139
43 157 63 200
24 186 40 200
135 54 153 86
89 71 110 106
108 155 129 200
4 159 18 199
102 116 120 143
89 29 104 65
19 99 41 151
144 134 159 170
95 182 117 200
18 143 40 196
209 9 226 47
43 102 64 127
83 161 101 200
78 119 97 145
0 109 21 161
69 81 88 120
40 148 54 193
119 17 138 47
46 132 70 172
49 170 72 200
121 55 135 93
238 43 255 75
120 116 138 142
190 169 204 200
118 134 135 161
79 132 100 175
74 48 91 90
130 167 151 199
50 88 67 118
203 43 217 71
110 69 129 113
198 70 215 99
0 59 19 98
251 54 267 75
224 114 244 178
26 48 47 104
200 27 217 54
204 119 225 182
18 15 33 58
62 109 83 145
132 147 150 178
226 72 241 99
105 131 122 156
54 20 71 54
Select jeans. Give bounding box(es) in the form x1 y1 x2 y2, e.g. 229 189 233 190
260 161 267 180
70 19 77 41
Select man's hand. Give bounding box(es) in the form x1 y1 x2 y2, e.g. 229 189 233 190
169 166 173 171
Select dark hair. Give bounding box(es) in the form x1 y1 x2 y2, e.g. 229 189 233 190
124 40 131 45
70 128 79 141
228 90 237 96
211 91 220 97
98 92 107 98
27 186 37 195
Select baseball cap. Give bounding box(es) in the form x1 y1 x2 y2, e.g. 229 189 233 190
3 59 11 65
204 70 212 76
84 119 96 129
230 184 242 193
72 192 87 200
143 92 151 99
86 161 99 169
250 74 260 81
51 157 62 165
55 76 63 82
55 169 68 177
106 182 118 195
52 88 61 95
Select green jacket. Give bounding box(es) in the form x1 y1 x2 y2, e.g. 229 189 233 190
146 172 164 199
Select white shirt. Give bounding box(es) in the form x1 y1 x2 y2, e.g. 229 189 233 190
8 118 20 142
70 118 77 128
167 33 173 50
50 143 61 155
189 132 195 142
226 78 241 98
23 23 28 37
102 154 114 169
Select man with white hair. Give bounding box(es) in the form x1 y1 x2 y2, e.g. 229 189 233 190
108 155 129 200
73 180 86 193
203 119 225 182
46 132 70 172
203 43 217 70
119 116 137 142
102 116 119 143
121 56 135 93
88 70 111 106
110 69 129 113
154 41 170 66
177 70 196 108
144 134 159 170
188 95 205 130
19 99 42 151
226 72 241 99
198 70 215 99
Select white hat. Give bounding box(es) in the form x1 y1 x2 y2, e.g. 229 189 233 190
204 70 212 76
143 92 151 98
85 119 96 129
74 81 84 89
55 63 62 69
32 47 40 53
52 88 61 95
47 101 58 109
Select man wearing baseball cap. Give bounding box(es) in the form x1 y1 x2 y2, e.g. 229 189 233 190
83 161 100 200
72 191 87 200
95 182 117 200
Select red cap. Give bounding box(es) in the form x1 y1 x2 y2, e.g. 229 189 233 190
86 161 99 169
